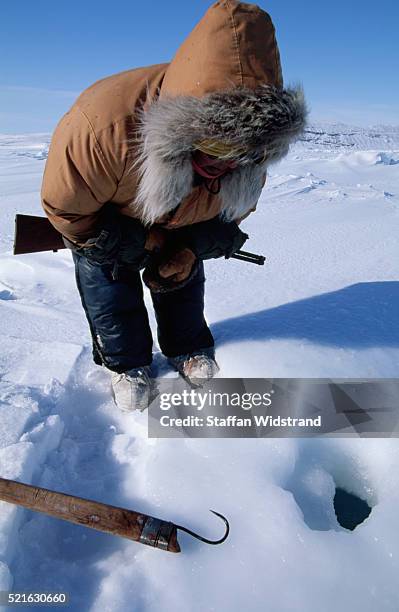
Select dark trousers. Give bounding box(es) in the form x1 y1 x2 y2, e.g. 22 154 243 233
72 253 214 373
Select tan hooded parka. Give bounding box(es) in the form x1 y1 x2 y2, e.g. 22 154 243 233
41 1 306 244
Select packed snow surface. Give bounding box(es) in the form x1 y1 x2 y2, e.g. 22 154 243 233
0 123 399 611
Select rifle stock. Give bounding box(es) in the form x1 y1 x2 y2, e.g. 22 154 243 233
14 214 65 255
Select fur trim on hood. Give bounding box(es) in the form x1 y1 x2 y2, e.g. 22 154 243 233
132 84 307 225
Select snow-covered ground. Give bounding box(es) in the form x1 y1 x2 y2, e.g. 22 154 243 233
0 123 398 611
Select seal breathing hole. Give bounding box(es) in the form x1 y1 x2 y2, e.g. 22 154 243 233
333 487 372 531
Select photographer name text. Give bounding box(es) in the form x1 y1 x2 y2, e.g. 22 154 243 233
159 414 322 428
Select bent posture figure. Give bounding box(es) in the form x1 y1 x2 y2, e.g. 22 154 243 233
41 1 306 412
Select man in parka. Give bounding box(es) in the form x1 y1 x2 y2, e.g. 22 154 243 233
41 1 306 412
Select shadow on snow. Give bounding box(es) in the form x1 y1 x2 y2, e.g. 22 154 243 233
212 282 399 349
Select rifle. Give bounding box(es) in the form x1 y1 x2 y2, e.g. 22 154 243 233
13 214 265 264
0 476 229 553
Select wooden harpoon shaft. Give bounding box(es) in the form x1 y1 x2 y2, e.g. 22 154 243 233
0 477 180 553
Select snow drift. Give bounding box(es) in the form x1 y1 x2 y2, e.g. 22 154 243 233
0 123 399 611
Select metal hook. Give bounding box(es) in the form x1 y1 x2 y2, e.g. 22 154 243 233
175 510 230 545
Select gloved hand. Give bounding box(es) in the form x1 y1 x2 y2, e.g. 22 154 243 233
142 247 199 293
142 216 248 292
174 216 249 260
158 247 196 282
65 206 157 271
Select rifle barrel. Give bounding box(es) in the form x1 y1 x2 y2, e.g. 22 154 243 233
230 250 266 265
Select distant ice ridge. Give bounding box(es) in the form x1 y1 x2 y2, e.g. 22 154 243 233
297 122 399 151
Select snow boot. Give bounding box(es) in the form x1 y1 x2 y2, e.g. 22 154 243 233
168 348 219 387
111 366 154 412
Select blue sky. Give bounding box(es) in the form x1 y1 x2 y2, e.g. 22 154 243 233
1 0 398 132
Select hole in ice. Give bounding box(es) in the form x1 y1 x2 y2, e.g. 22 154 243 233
282 447 375 532
333 487 372 531
0 289 16 300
